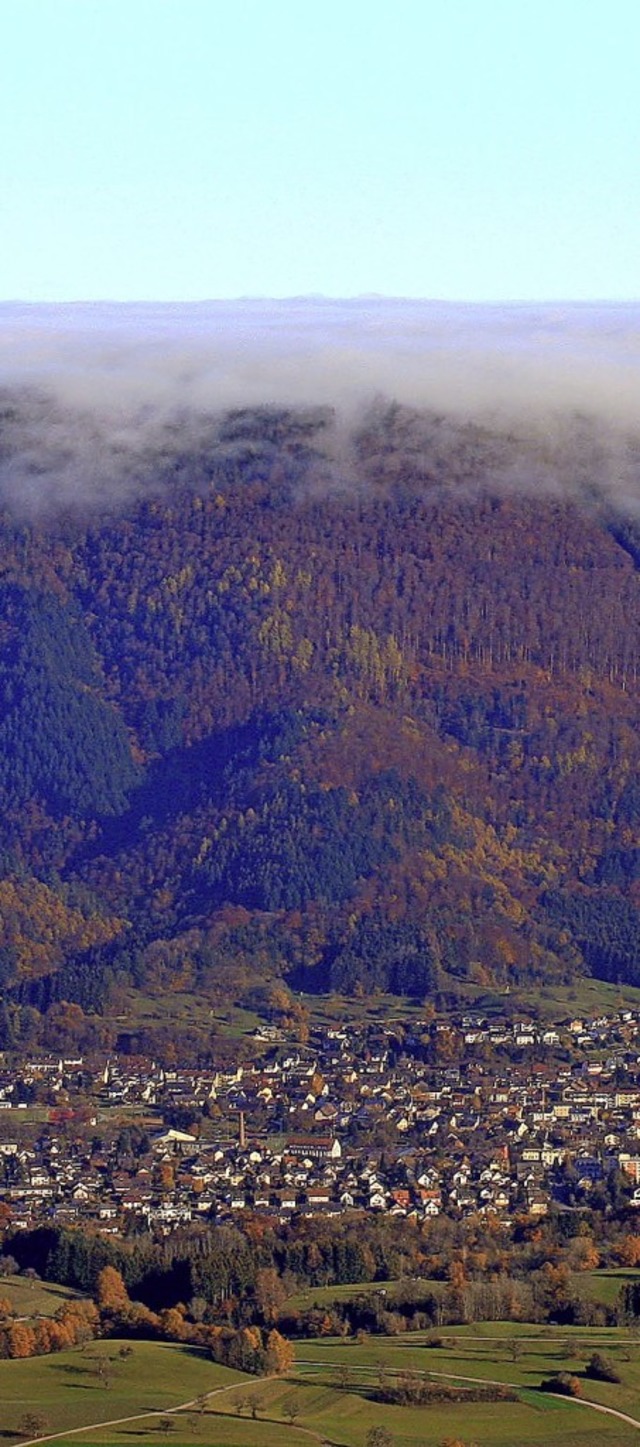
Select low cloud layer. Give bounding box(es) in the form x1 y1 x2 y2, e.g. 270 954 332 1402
0 300 639 514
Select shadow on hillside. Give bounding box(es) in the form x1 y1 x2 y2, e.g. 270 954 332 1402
56 1361 96 1376
65 1382 109 1390
74 705 314 865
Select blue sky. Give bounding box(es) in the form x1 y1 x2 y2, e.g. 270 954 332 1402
2 0 638 301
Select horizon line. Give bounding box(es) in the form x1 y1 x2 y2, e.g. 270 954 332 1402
2 295 640 308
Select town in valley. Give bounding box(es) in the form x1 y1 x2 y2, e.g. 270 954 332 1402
3 1007 640 1237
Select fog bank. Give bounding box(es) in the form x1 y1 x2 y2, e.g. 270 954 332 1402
0 300 639 513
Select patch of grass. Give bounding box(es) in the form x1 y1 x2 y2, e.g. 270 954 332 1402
575 1267 640 1307
514 977 640 1020
106 987 264 1044
286 1275 445 1313
0 1105 49 1125
296 1322 640 1430
0 1274 87 1318
73 1420 312 1446
0 1340 244 1445
291 977 640 1038
195 1367 640 1446
298 990 428 1027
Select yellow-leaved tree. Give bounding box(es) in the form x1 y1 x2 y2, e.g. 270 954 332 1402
265 1328 294 1375
96 1265 130 1314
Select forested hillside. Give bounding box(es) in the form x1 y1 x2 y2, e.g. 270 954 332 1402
2 398 640 1049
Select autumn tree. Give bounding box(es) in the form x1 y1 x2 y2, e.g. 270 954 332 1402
585 1352 621 1384
33 1319 59 1355
619 1235 640 1267
159 1307 188 1341
254 1267 286 1324
448 1258 467 1291
265 1328 294 1375
7 1321 36 1358
565 1234 599 1273
540 1372 582 1397
57 1299 99 1345
95 1265 130 1314
226 1326 265 1374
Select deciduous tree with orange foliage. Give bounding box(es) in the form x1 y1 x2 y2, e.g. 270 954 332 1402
96 1265 130 1314
619 1234 640 1267
7 1320 36 1357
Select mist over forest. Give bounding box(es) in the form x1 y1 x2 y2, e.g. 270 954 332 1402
1 300 640 516
2 302 640 1053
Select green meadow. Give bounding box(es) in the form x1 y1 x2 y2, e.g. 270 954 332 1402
575 1267 640 1308
0 1342 244 1444
103 971 640 1053
286 1276 446 1313
0 1275 85 1318
4 1327 640 1447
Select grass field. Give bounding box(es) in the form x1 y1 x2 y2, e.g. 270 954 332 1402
286 1324 640 1445
506 976 640 1020
0 1340 245 1445
0 1105 49 1127
301 978 640 1028
286 1276 447 1313
110 972 640 1045
0 1274 86 1317
574 1267 640 1308
5 1326 640 1447
109 988 263 1040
